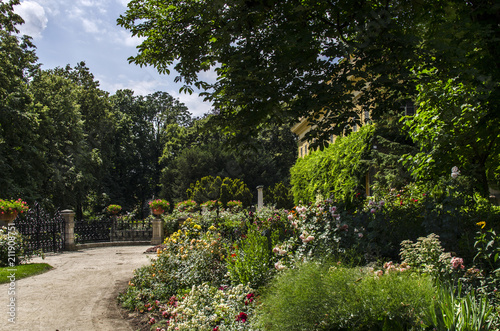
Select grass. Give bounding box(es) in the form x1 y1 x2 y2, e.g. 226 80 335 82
0 263 53 284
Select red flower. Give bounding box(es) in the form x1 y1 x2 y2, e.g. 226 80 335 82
236 312 248 323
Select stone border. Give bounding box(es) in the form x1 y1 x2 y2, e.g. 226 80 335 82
76 241 152 250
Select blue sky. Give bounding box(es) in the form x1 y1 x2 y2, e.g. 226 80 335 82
14 0 213 117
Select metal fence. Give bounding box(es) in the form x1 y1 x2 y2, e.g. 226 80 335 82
14 202 65 254
75 215 113 244
75 215 152 244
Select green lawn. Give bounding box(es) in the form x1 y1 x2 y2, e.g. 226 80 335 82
0 263 53 284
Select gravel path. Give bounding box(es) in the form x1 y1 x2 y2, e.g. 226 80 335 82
0 245 154 331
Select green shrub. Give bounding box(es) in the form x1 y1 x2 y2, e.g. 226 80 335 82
275 200 367 266
225 223 278 288
400 233 458 281
187 176 252 208
0 227 34 267
254 261 435 330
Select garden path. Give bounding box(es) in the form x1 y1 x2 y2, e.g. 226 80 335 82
0 245 154 331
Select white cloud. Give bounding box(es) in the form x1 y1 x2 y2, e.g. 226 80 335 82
14 1 48 39
170 90 212 117
114 29 144 47
116 0 129 7
81 18 101 34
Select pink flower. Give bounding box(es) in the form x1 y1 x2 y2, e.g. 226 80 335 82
375 270 384 277
149 317 156 325
451 257 465 270
287 214 294 220
358 233 363 238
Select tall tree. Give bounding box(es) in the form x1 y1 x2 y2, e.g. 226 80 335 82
117 0 424 143
28 69 92 210
0 0 40 200
118 0 499 195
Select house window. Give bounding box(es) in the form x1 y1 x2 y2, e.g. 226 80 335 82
401 101 416 116
364 110 370 124
300 147 303 157
352 123 358 132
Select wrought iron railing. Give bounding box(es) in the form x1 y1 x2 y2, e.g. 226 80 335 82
75 215 153 244
14 202 65 254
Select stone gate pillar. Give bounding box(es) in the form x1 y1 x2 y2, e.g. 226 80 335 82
151 216 164 245
61 210 77 251
257 185 264 210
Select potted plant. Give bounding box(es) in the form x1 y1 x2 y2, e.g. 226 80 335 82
0 199 29 226
149 199 170 215
201 200 223 211
106 204 122 215
227 200 243 212
175 200 198 213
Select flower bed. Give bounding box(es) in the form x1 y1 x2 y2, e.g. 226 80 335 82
120 193 500 330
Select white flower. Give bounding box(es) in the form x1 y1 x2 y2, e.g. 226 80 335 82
275 261 286 271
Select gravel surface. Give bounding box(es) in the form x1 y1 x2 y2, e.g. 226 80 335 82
0 245 154 331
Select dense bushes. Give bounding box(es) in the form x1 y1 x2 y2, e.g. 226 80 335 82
186 176 253 208
254 261 435 330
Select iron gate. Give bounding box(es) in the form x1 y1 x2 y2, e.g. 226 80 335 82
14 202 66 254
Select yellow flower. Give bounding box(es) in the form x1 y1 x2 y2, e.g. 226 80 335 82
208 225 216 231
476 221 486 229
194 224 202 230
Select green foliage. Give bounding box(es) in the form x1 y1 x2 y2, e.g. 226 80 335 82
264 182 294 209
402 70 500 196
422 284 498 331
400 234 466 284
0 227 35 266
361 179 500 260
474 226 500 274
277 200 367 266
225 223 278 288
187 176 252 208
290 125 374 204
254 261 435 330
